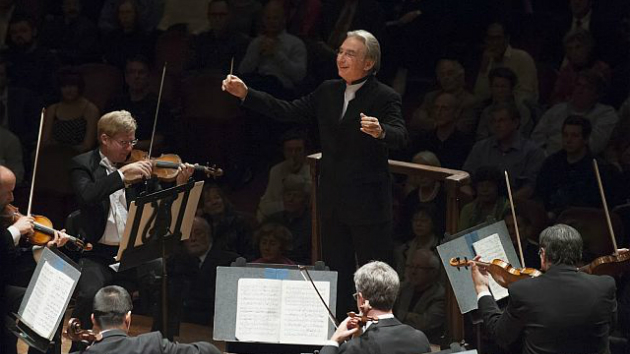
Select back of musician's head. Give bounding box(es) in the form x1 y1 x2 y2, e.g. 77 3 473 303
353 261 399 311
92 285 133 329
539 224 583 266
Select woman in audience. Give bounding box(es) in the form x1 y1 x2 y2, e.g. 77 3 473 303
42 67 99 153
550 29 611 106
199 183 254 259
458 166 508 231
252 222 295 265
394 204 440 281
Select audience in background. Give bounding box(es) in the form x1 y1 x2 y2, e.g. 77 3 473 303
459 166 508 231
0 126 23 183
394 204 439 280
252 222 295 265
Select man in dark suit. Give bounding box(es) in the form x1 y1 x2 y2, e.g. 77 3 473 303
68 110 193 350
222 29 408 315
70 285 220 354
471 224 618 354
320 261 430 354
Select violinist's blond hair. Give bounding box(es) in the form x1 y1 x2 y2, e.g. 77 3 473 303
97 110 137 139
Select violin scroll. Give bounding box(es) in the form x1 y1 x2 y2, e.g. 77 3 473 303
65 318 100 344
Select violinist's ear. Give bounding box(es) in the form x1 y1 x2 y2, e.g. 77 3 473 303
90 314 97 329
124 311 132 330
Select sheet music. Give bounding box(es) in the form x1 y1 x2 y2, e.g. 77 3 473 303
472 233 510 300
279 280 330 345
21 261 75 339
235 278 282 342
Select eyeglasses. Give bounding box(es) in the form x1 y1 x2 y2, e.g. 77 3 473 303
109 136 138 148
352 292 359 301
538 248 544 256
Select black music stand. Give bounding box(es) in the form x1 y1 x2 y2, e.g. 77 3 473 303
114 180 203 339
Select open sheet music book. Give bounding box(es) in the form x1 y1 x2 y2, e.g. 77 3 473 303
472 233 510 300
234 278 330 345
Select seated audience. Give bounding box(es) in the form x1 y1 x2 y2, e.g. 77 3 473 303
257 130 310 221
157 0 210 34
394 249 445 345
101 0 156 70
42 67 98 153
238 0 307 97
167 216 239 325
459 166 509 231
39 0 100 65
0 126 23 184
503 206 541 270
607 94 630 165
532 69 618 155
464 102 545 199
227 0 262 37
409 59 479 135
187 0 250 75
399 151 446 242
474 22 538 105
71 285 220 354
283 0 321 38
199 183 253 259
252 222 295 265
550 29 611 106
266 174 311 264
476 67 533 141
394 204 440 280
106 55 170 152
98 0 162 34
410 92 473 170
535 116 614 217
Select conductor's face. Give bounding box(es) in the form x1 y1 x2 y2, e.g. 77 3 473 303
337 37 374 84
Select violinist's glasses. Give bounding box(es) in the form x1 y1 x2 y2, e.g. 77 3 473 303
109 136 138 148
352 292 359 301
538 248 544 256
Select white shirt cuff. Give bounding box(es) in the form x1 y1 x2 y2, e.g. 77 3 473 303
477 290 492 301
324 340 339 347
117 170 125 180
8 225 21 246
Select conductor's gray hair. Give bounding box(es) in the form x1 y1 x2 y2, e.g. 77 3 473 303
346 29 381 75
354 261 399 310
539 224 583 266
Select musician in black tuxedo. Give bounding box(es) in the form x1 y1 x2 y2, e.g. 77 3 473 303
222 29 408 315
471 224 617 354
70 285 220 354
68 110 193 350
320 261 430 354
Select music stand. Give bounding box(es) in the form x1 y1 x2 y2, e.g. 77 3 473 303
115 179 203 339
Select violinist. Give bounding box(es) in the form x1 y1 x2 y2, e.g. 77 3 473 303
321 261 430 354
470 224 617 354
68 110 193 351
69 285 220 354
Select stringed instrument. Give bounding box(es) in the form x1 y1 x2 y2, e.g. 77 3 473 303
124 150 223 183
64 318 100 345
449 257 541 288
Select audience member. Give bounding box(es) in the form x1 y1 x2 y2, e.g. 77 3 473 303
535 116 614 217
39 0 101 65
227 0 262 37
5 14 58 100
101 0 156 70
476 67 533 141
394 249 445 345
0 126 23 183
532 69 618 155
409 59 479 135
606 94 630 166
474 22 538 105
503 206 541 270
252 222 295 265
0 0 16 48
394 204 439 279
266 174 311 264
106 55 170 152
166 216 239 325
282 0 322 38
199 184 253 259
257 130 310 221
410 92 473 170
157 0 209 34
238 0 307 97
98 0 162 34
399 151 446 242
464 102 545 199
42 67 99 153
187 0 250 75
458 166 508 231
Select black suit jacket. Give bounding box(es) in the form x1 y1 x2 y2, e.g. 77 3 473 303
69 148 148 244
71 329 220 354
478 264 617 354
319 317 430 354
244 76 407 225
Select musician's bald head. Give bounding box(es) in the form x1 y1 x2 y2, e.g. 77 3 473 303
0 165 16 208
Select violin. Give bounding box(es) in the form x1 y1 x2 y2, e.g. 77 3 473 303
450 257 542 288
0 204 92 251
64 318 100 345
346 301 378 338
124 149 223 183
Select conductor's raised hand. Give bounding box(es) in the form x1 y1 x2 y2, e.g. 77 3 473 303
360 113 384 139
221 75 248 100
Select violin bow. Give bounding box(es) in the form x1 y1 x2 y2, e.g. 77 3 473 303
27 108 46 217
148 62 167 159
298 265 339 329
592 159 618 255
505 170 526 267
